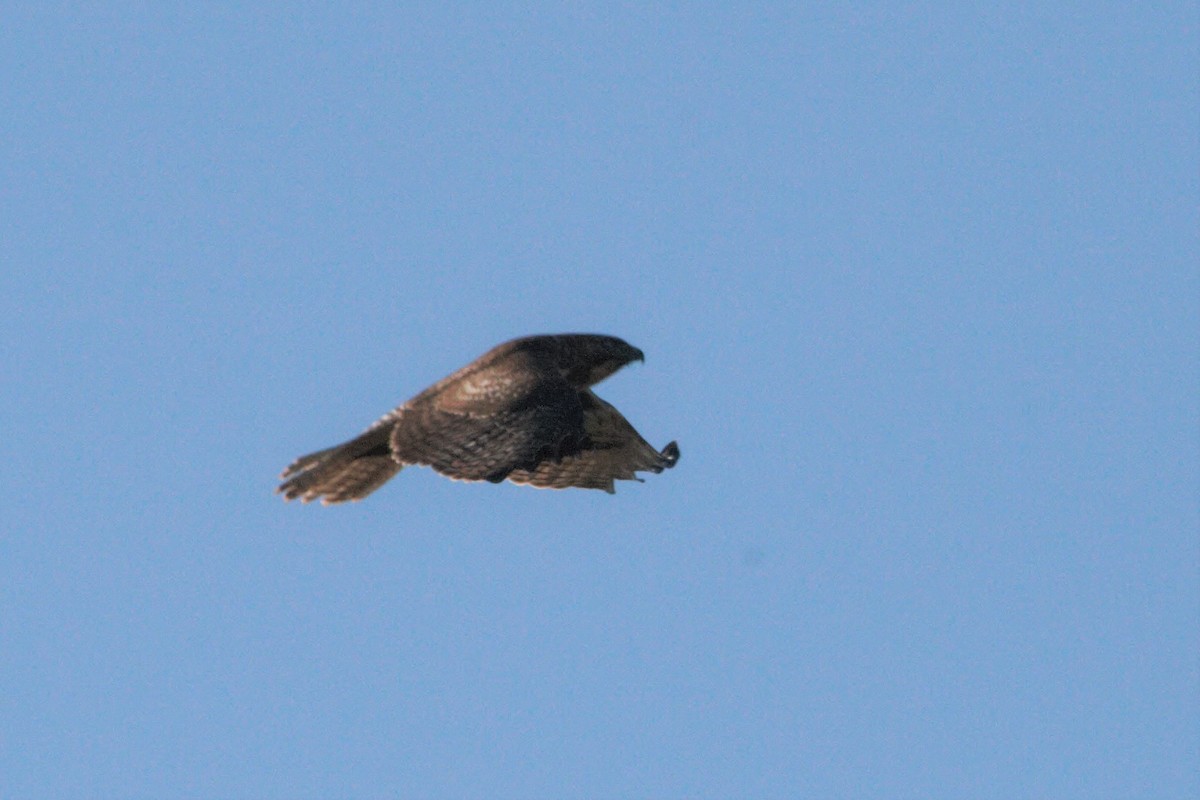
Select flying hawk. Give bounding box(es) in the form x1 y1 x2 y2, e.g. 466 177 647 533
277 334 680 504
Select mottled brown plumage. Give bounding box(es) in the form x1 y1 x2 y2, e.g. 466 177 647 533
277 334 679 504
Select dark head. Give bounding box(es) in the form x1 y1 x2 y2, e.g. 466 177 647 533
515 333 644 387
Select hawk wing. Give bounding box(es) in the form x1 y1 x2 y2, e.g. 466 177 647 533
506 390 680 493
390 357 587 483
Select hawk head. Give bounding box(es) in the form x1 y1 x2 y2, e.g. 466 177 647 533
530 333 645 388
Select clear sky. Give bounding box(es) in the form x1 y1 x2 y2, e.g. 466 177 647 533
2 3 1197 798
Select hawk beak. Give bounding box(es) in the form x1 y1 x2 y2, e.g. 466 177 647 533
633 348 645 363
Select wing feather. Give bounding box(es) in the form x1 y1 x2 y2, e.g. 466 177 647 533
506 390 679 492
390 379 585 482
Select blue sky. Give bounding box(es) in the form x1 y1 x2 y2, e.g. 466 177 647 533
2 3 1197 797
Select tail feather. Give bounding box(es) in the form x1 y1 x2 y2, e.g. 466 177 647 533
277 426 401 504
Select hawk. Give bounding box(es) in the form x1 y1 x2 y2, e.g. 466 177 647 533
277 334 680 504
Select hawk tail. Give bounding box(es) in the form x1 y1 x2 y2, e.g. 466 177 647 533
277 425 401 504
